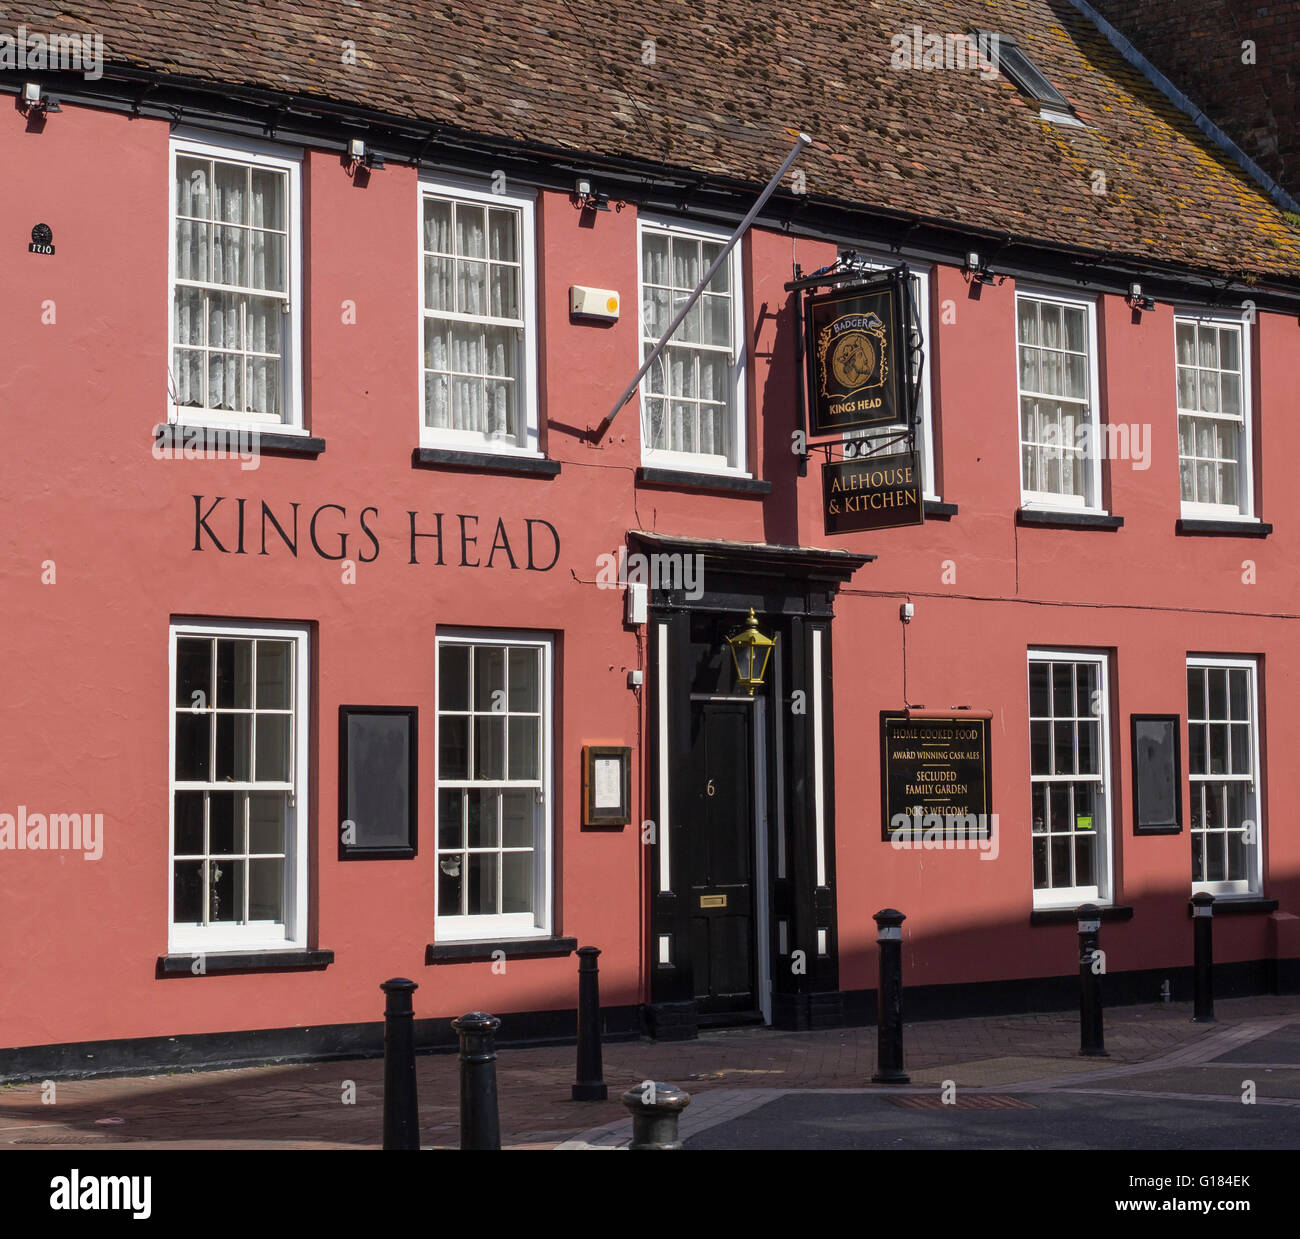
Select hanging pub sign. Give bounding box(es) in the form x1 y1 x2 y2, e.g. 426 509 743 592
805 272 909 437
822 450 923 534
880 712 992 842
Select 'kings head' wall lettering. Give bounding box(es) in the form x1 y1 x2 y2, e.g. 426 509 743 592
191 496 560 571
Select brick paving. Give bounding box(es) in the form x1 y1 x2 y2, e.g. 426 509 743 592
1 995 1296 1149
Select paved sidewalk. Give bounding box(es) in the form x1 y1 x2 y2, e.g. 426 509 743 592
1 994 1296 1150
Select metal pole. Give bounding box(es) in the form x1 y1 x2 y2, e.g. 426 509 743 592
380 977 419 1150
1192 892 1216 1022
1077 904 1108 1056
452 1011 502 1150
622 1081 691 1149
572 946 607 1100
603 132 814 426
871 908 910 1083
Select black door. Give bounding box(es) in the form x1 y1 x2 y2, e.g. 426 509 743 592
685 699 758 1016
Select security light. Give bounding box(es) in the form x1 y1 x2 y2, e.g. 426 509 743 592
1126 281 1155 312
19 82 61 115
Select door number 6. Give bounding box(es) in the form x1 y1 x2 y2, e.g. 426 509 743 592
706 779 716 797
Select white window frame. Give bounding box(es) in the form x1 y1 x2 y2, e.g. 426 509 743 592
837 251 939 501
1187 655 1263 898
417 174 540 457
167 619 310 954
167 132 305 433
434 630 554 942
637 213 748 476
1028 648 1114 910
1174 309 1255 521
1015 287 1104 513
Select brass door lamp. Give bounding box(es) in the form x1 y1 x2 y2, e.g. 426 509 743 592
726 609 777 696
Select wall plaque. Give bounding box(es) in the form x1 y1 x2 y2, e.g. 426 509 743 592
880 712 991 841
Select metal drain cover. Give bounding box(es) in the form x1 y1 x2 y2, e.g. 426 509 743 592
890 1094 1036 1110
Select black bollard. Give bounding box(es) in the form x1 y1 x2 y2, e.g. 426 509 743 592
622 1081 691 1149
452 1011 502 1150
572 946 608 1100
1077 904 1109 1057
1192 891 1216 1023
871 908 910 1083
380 977 420 1150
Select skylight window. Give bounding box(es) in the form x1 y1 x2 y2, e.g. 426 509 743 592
976 30 1079 123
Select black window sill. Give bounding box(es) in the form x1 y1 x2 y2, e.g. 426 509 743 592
153 424 325 458
426 936 578 964
157 949 334 976
1176 519 1272 538
412 448 561 476
1187 897 1279 917
1030 905 1134 927
924 500 958 520
1017 508 1124 530
635 467 771 496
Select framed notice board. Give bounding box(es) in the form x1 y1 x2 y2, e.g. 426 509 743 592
582 745 631 826
1131 714 1182 835
339 706 418 858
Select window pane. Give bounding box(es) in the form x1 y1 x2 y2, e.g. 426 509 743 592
474 716 505 779
248 792 287 854
456 205 486 258
439 715 469 779
1017 298 1039 345
1052 664 1073 717
1029 663 1050 717
508 717 540 780
255 713 290 782
439 788 465 851
248 858 283 921
1063 306 1086 353
423 198 452 252
1188 724 1207 776
174 862 204 923
439 643 470 711
474 646 505 711
174 791 205 855
488 208 517 262
508 648 539 711
256 641 292 709
215 714 252 782
1053 722 1074 776
502 851 533 913
208 858 244 922
1188 667 1206 719
468 789 500 848
501 790 533 846
643 232 669 285
208 791 240 854
176 638 212 707
175 713 211 781
439 851 464 916
424 256 453 311
1228 670 1249 720
468 851 499 915
1208 670 1228 719
216 639 253 709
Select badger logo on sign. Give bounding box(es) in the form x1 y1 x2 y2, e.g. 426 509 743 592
817 310 889 399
